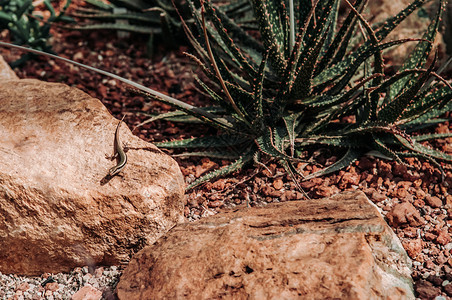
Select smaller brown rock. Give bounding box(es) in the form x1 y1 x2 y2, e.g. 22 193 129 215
117 191 414 299
445 195 452 208
71 285 102 300
300 179 319 190
386 202 425 227
45 282 59 292
413 199 425 208
370 190 386 203
444 283 452 297
424 232 436 241
261 186 282 197
94 267 104 278
436 230 451 245
338 172 360 188
413 179 422 187
393 164 407 177
16 282 30 291
425 195 442 208
402 238 423 258
403 227 417 238
212 179 225 190
207 200 224 208
377 161 392 175
356 157 374 170
396 187 407 199
314 185 335 197
273 178 284 190
415 280 441 299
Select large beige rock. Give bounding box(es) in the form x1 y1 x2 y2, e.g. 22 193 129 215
0 75 185 275
117 191 414 299
0 55 18 80
367 0 445 65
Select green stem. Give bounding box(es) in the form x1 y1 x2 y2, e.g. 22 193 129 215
0 41 234 128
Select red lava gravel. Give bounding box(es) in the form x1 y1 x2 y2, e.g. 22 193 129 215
0 1 451 299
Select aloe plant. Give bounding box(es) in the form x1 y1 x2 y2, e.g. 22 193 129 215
0 0 449 192
138 0 452 190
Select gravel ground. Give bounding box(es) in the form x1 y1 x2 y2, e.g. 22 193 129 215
0 266 121 299
0 0 451 298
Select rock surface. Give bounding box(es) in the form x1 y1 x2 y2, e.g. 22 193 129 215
0 55 18 80
0 61 185 275
117 191 414 299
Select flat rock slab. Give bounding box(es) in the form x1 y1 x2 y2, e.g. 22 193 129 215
117 191 414 300
0 77 185 275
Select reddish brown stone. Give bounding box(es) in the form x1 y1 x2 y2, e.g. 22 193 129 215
71 285 102 300
425 195 443 208
44 282 59 292
272 178 284 190
396 187 408 199
445 195 452 208
212 179 226 190
314 185 335 197
117 191 414 300
16 282 30 291
370 190 387 203
356 157 374 170
377 161 392 175
207 200 224 208
393 164 408 177
403 227 418 238
436 230 451 245
338 172 360 188
424 232 436 241
444 283 452 297
386 202 425 227
402 239 423 258
415 280 441 299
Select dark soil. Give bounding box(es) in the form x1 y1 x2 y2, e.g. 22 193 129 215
1 1 451 298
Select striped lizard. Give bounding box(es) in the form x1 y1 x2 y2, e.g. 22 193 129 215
108 115 127 176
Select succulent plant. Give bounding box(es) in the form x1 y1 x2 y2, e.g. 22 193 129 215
0 0 449 192
138 0 452 190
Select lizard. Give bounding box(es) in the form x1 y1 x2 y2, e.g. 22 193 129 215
107 115 128 176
